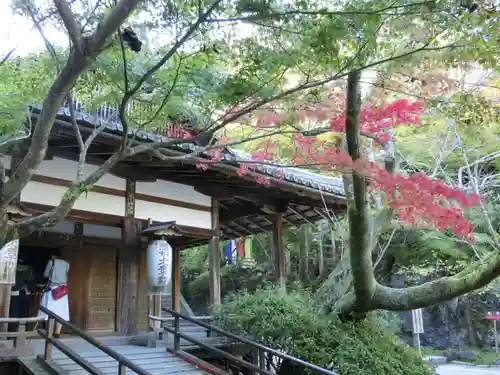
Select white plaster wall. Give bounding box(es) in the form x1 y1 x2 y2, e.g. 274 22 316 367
21 181 126 217
136 180 211 207
134 200 211 229
42 220 122 239
2 155 212 227
1 155 126 190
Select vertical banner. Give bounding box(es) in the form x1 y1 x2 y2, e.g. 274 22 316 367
0 240 19 284
244 237 253 258
237 238 244 258
225 240 236 265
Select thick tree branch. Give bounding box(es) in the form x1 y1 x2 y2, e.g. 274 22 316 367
9 149 127 240
53 0 83 53
87 0 143 55
0 0 141 213
371 251 500 311
344 71 376 311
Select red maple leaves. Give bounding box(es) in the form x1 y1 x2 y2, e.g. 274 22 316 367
191 97 480 240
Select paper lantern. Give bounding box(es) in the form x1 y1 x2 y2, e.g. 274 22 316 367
146 239 172 293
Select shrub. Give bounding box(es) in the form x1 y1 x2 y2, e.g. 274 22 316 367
185 263 271 314
215 287 435 375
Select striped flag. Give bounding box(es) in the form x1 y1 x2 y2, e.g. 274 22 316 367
244 237 253 258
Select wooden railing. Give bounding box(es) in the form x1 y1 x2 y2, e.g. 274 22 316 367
0 317 44 358
38 306 153 375
150 307 339 375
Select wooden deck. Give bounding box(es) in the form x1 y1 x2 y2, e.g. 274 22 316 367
20 345 209 375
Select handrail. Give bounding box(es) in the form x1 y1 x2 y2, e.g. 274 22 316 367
39 306 152 375
153 307 338 375
37 329 105 375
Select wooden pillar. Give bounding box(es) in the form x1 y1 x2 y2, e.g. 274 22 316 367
171 247 181 313
208 198 221 307
118 179 141 335
273 212 286 292
299 225 311 284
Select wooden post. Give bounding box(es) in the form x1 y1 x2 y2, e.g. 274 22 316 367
495 320 499 353
317 222 324 276
267 231 275 268
171 247 181 313
273 212 286 292
299 225 311 284
118 179 141 335
44 317 55 360
208 198 221 307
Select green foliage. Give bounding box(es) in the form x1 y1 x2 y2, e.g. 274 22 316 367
216 287 435 375
0 53 57 136
185 263 272 313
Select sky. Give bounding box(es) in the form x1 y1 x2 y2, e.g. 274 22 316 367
0 1 65 57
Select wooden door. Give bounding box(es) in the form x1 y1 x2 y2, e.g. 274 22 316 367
87 245 118 332
66 245 118 332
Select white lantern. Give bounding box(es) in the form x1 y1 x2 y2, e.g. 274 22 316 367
146 239 172 293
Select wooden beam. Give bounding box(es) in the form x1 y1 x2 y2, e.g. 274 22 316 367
118 218 141 335
208 198 221 307
219 202 264 222
171 247 181 313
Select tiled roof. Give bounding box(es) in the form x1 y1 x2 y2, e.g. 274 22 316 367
50 102 345 198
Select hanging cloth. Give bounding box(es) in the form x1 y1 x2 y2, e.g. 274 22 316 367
225 240 236 264
237 238 245 258
244 237 253 258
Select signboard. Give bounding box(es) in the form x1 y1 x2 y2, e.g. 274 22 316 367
412 308 424 334
0 240 19 284
487 312 500 320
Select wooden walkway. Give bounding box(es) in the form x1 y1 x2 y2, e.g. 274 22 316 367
19 345 208 374
13 335 227 375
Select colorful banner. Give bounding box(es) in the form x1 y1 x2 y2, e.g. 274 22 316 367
237 238 244 258
244 237 253 258
225 240 236 264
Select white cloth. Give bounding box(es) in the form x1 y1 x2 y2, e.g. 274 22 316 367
37 291 70 321
37 259 70 321
43 259 69 286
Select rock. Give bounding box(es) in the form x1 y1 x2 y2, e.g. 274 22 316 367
443 349 477 362
495 357 500 366
128 331 157 348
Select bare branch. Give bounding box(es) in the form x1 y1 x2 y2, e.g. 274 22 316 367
67 93 84 151
118 0 223 148
9 149 127 240
211 44 458 135
25 2 58 61
87 0 143 55
209 1 435 22
0 0 141 212
53 0 83 53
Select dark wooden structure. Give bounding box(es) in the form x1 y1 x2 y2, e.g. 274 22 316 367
1 100 345 344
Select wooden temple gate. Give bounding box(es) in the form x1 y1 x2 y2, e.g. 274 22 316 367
0 101 345 374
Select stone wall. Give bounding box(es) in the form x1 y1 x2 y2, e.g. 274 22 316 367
390 275 500 349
